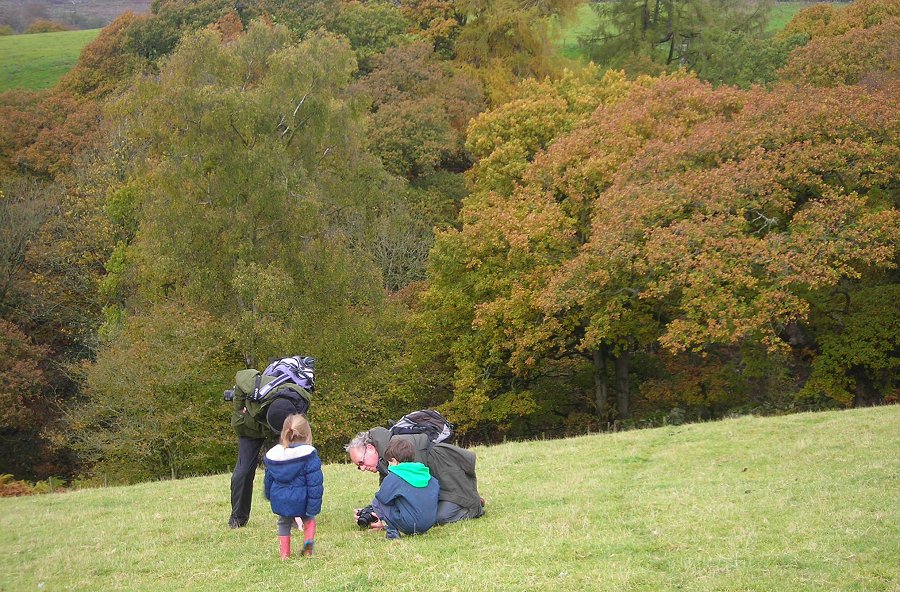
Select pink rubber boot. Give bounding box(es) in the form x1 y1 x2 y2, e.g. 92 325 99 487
279 535 291 560
302 518 316 556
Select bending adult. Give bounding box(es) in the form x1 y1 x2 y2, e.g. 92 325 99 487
346 426 484 525
229 369 310 529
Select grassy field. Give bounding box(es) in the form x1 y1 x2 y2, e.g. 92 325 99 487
1 406 898 591
555 2 831 62
0 29 100 92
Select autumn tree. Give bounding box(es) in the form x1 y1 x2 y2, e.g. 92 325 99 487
352 41 486 182
66 302 236 482
779 0 899 41
68 21 426 473
329 1 413 74
420 68 643 435
423 63 898 436
544 79 898 411
0 90 47 176
0 317 54 480
25 19 70 34
778 17 898 87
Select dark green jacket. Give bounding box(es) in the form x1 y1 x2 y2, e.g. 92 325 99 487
369 427 482 515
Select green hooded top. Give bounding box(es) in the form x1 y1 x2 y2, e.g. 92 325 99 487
388 462 432 488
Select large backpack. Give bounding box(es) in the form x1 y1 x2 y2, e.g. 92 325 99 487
248 356 315 401
230 357 314 438
389 409 455 444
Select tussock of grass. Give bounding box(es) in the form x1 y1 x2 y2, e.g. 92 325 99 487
2 406 898 591
0 29 100 92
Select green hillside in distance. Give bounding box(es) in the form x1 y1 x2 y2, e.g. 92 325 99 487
0 28 100 92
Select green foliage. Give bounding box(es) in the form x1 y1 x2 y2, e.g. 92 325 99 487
580 0 772 75
692 29 807 88
124 0 342 62
110 22 380 314
800 283 900 407
68 302 237 482
74 20 429 472
328 1 414 74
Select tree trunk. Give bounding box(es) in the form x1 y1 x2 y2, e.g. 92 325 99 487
851 366 880 407
592 346 609 422
614 351 631 419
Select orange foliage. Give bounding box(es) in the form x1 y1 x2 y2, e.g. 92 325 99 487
57 12 147 101
779 17 899 87
211 11 245 43
781 0 899 39
0 90 45 175
0 318 50 430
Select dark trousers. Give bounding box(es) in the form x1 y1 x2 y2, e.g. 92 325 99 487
230 436 265 524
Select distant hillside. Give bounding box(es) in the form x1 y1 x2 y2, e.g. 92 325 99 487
1 406 897 591
0 28 100 91
0 0 150 32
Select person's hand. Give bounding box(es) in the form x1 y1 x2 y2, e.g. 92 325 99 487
370 519 385 530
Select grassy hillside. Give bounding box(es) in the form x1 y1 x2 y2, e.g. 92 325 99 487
1 406 898 591
0 28 99 92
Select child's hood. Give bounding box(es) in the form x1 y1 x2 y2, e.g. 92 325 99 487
265 444 316 462
387 462 432 487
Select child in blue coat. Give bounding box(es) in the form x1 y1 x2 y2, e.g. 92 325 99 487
369 438 439 539
264 413 323 558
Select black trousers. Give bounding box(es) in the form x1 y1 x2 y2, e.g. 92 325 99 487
230 436 265 524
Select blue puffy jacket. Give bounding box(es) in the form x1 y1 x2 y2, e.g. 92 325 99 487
374 462 439 535
264 444 324 518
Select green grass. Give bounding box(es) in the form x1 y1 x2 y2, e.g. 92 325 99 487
2 406 898 591
553 3 603 61
0 29 100 92
768 1 823 32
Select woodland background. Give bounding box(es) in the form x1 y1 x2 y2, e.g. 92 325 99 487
0 0 897 487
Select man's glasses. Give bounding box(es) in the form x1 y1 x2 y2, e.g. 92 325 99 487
355 448 369 469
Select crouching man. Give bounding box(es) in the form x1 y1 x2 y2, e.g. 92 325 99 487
346 424 485 526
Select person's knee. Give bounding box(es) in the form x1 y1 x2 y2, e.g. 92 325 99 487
276 516 293 536
436 501 465 525
437 501 484 524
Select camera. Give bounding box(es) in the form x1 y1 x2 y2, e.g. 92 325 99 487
223 389 235 402
356 505 379 528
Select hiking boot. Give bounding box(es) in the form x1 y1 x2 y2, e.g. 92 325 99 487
228 517 248 529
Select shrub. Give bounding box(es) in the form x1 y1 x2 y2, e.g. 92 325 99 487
25 19 70 34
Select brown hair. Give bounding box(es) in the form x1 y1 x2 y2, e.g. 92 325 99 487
280 414 312 447
384 438 415 463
